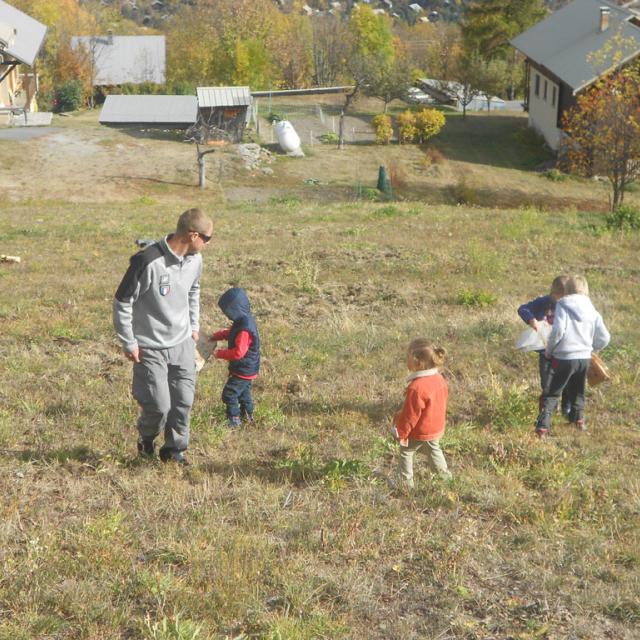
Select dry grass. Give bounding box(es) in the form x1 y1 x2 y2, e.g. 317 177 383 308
0 193 639 639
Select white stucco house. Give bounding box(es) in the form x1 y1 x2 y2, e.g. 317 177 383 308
511 0 640 152
0 0 47 123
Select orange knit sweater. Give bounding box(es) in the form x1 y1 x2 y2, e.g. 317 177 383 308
394 373 448 443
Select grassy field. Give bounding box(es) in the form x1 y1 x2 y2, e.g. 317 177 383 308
0 104 639 639
0 194 639 639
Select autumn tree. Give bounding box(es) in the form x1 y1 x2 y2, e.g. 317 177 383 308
463 0 546 98
366 40 413 113
462 0 546 59
339 5 394 148
477 57 510 111
562 64 640 211
424 23 463 82
311 15 351 87
10 0 98 105
453 49 485 119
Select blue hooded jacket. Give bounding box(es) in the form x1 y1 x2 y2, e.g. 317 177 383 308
218 287 260 377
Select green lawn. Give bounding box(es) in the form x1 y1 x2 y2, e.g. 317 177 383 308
0 195 638 639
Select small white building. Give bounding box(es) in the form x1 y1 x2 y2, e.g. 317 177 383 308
71 34 165 86
511 0 640 151
0 0 47 122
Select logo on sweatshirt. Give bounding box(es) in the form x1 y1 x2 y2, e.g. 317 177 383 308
159 274 170 296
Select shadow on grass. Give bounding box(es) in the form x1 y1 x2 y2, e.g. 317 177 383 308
112 127 186 142
199 453 319 486
108 175 196 189
434 113 553 171
399 181 608 212
4 445 153 470
283 397 398 424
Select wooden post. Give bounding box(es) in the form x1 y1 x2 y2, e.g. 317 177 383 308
198 152 206 189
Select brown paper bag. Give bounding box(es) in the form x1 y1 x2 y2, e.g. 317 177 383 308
587 352 610 387
195 336 216 373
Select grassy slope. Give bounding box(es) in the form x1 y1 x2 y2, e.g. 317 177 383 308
0 195 639 639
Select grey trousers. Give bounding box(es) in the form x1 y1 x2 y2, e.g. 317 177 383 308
397 438 452 488
132 339 196 453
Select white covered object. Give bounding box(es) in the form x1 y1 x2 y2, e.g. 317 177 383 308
275 120 303 154
515 320 552 352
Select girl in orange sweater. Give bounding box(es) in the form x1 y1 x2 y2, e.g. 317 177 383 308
391 338 452 488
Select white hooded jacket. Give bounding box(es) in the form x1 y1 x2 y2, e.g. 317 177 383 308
546 294 610 360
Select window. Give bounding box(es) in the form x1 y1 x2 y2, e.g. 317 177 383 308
543 79 548 101
552 85 557 107
535 74 540 97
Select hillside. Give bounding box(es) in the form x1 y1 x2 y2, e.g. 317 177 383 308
1 101 639 638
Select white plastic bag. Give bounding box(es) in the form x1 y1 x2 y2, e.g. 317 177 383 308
515 320 551 352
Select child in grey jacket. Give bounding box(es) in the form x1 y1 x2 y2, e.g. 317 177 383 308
535 275 610 437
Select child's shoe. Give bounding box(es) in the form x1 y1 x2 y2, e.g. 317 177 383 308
535 427 550 439
574 419 587 432
227 416 242 429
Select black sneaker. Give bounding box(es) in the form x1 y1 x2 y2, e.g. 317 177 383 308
159 448 189 465
137 438 155 457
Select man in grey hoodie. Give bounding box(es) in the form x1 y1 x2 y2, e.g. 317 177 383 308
113 208 213 464
535 275 610 437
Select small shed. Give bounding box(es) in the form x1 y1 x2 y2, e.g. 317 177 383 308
196 86 251 143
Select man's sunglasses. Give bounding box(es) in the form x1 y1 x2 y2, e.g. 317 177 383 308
191 230 212 243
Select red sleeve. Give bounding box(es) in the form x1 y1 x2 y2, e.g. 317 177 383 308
212 328 230 341
215 330 252 361
395 388 426 442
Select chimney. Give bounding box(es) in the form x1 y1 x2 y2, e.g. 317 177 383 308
599 7 610 32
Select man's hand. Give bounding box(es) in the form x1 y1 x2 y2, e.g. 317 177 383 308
125 347 140 363
529 319 539 332
192 330 199 342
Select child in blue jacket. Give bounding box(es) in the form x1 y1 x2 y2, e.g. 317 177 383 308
518 275 568 411
212 288 260 428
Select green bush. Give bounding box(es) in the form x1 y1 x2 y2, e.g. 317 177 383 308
606 205 640 231
372 114 393 144
456 289 497 307
397 110 417 144
544 168 567 182
414 107 446 143
319 132 339 144
54 80 84 112
451 180 479 205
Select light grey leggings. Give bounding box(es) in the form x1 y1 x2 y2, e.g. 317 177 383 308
132 339 196 453
398 438 452 487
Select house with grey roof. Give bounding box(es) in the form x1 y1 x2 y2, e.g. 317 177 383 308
511 0 640 151
71 34 165 86
0 0 47 123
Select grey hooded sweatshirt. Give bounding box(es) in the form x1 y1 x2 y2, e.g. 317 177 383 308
113 236 202 351
546 294 610 360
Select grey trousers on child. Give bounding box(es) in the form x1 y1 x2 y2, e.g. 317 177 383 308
132 339 196 453
398 438 452 488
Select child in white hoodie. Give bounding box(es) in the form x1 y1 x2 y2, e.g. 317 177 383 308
535 275 610 437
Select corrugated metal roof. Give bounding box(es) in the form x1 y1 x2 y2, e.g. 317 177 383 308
197 86 251 108
0 0 47 67
511 0 640 93
71 35 165 85
99 95 197 125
